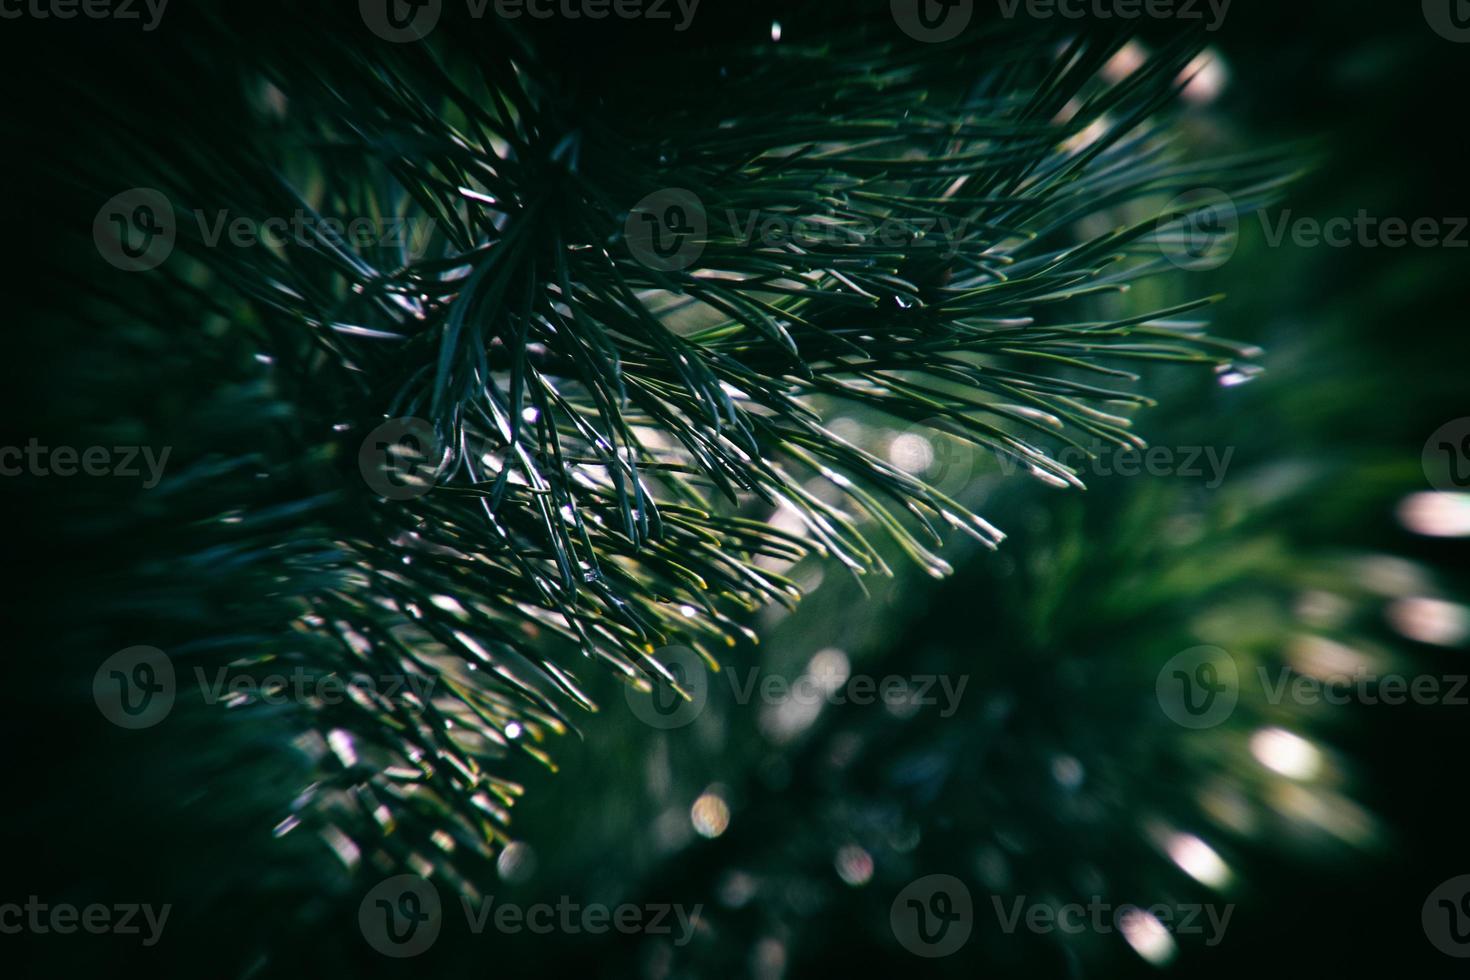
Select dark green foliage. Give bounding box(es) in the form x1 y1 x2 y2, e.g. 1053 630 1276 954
2 3 1324 975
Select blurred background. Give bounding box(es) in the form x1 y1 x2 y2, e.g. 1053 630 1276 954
3 1 1468 977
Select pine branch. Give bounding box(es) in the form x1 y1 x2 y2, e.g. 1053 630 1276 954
47 2 1292 919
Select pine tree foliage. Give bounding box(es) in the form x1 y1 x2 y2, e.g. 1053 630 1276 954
22 0 1291 946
